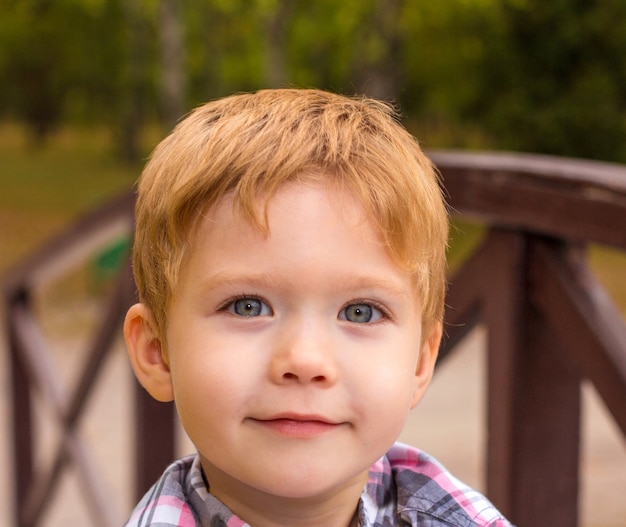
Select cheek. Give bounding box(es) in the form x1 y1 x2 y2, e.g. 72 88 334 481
350 360 417 452
167 332 268 414
170 360 219 422
170 348 241 401
347 344 419 413
169 356 243 450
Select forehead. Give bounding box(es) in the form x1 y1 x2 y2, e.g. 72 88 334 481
184 181 407 284
202 181 376 247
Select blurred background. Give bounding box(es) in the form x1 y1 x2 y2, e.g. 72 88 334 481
1 0 625 526
3 0 626 269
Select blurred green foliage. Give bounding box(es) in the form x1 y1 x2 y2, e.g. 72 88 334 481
0 0 625 161
478 0 626 160
0 122 138 272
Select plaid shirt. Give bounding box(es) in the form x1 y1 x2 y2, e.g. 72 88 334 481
125 442 513 526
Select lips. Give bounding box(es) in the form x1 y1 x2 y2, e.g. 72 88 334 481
250 413 343 438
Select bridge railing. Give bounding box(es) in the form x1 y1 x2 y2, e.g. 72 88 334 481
431 151 626 527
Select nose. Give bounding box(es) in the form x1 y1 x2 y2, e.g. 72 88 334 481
269 318 338 386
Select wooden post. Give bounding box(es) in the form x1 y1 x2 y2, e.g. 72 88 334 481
134 385 177 501
484 230 581 527
7 292 34 527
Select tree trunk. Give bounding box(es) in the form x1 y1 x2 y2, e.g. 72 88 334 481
356 0 403 102
160 0 186 130
118 0 146 163
263 1 293 88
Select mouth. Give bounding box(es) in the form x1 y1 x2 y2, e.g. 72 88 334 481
250 413 344 438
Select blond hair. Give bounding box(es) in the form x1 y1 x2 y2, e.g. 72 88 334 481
133 89 448 337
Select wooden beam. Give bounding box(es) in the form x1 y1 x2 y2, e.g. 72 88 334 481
432 151 626 250
483 230 581 527
530 241 626 436
441 233 494 361
134 386 176 500
6 293 34 527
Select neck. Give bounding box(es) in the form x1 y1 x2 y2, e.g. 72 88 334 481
204 464 365 527
229 497 360 527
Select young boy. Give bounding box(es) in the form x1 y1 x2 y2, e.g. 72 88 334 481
123 89 513 527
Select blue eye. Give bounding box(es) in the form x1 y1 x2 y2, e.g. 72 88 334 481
339 303 383 323
228 298 272 317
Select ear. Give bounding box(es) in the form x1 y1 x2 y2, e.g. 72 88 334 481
124 303 174 402
410 321 442 409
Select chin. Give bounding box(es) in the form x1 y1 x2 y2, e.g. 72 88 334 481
256 466 369 501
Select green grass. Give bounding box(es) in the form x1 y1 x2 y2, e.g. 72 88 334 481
0 122 150 275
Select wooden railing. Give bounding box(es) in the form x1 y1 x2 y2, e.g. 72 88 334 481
431 151 626 527
3 151 626 527
2 192 175 527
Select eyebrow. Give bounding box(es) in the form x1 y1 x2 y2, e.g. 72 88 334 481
196 271 411 301
196 272 283 293
334 274 412 301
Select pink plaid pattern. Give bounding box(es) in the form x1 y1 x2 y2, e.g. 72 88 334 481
125 444 514 526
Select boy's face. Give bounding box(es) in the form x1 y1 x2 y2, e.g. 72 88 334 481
127 179 440 514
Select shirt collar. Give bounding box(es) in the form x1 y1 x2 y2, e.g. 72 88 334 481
184 454 397 527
